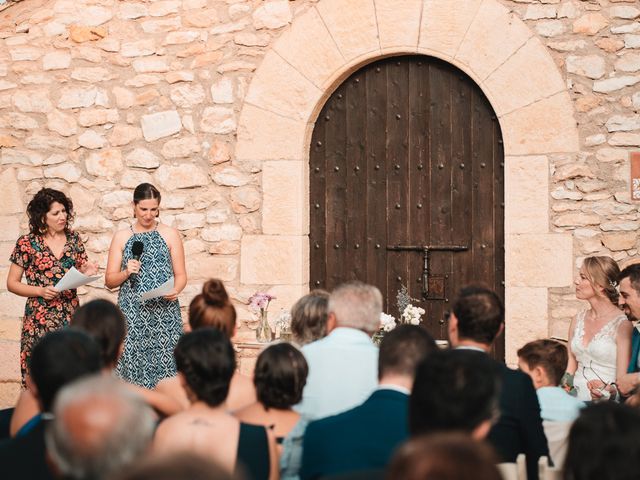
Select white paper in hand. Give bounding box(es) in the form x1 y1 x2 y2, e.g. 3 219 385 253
54 267 101 291
140 276 175 302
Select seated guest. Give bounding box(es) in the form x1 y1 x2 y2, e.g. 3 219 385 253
386 433 502 480
448 285 548 480
409 349 500 439
46 375 156 480
116 452 235 480
11 300 182 437
297 281 381 419
235 343 308 479
156 279 256 411
153 328 278 480
517 339 584 466
290 290 330 346
300 325 437 480
0 330 102 480
564 402 640 480
616 263 640 398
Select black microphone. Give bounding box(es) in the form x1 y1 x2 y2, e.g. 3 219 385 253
131 241 144 277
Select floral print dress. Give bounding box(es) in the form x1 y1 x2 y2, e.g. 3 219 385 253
9 231 87 385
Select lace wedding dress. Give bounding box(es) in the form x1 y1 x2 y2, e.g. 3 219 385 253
571 310 626 401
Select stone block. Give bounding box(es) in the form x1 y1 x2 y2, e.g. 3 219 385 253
57 86 98 109
506 233 573 288
0 382 20 409
0 318 20 341
505 156 549 234
47 110 77 137
602 232 637 251
85 149 124 177
252 1 292 30
202 224 243 242
456 0 533 81
235 105 307 161
140 110 182 141
484 37 565 116
375 0 422 50
0 168 25 215
211 166 250 187
161 137 201 159
170 83 205 108
262 161 306 236
44 165 83 183
42 51 72 71
187 254 237 282
245 51 321 122
155 164 208 190
241 235 308 285
501 92 579 155
419 0 482 58
504 287 548 364
200 106 236 134
263 284 309 320
316 0 379 61
78 130 107 150
273 8 344 90
0 217 20 242
13 89 52 113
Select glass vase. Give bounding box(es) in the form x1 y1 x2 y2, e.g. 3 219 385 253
256 309 273 343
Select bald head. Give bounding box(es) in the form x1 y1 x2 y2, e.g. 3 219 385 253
46 375 155 480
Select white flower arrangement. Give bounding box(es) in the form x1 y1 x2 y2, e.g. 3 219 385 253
401 304 425 326
374 304 425 344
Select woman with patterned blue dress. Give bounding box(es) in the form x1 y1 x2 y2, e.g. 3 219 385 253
106 183 187 388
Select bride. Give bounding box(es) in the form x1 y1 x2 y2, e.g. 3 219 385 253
567 256 632 402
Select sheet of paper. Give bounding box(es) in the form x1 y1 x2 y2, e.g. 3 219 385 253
140 276 174 302
54 267 101 291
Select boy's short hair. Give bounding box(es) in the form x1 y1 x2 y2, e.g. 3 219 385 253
517 339 568 386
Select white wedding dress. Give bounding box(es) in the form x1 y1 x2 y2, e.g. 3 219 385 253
570 310 626 402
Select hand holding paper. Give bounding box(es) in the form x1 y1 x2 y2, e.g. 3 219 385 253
140 276 175 302
54 267 101 292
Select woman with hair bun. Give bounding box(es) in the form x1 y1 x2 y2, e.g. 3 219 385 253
105 183 186 389
155 278 257 411
567 256 632 401
7 188 97 385
153 328 279 480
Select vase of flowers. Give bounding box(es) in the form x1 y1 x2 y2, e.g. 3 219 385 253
373 304 425 345
250 292 276 343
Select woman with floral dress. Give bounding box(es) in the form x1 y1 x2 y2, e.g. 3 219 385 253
7 188 97 385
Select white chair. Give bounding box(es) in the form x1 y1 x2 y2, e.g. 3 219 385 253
497 453 527 480
538 455 562 480
542 420 572 468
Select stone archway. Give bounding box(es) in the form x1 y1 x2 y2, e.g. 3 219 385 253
236 0 579 363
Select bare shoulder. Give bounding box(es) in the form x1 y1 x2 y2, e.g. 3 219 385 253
111 228 133 247
157 223 181 243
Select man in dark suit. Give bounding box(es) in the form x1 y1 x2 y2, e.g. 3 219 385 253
0 329 102 480
448 286 548 480
300 325 437 480
617 263 640 398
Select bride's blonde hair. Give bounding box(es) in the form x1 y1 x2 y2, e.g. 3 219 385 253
582 256 620 305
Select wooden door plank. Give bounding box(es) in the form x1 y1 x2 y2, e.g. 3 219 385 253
386 58 411 316
310 97 327 290
346 73 367 282
365 60 390 312
324 84 348 290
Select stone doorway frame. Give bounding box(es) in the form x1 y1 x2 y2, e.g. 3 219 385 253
236 0 579 362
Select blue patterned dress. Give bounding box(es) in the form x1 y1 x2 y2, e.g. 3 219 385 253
115 228 182 388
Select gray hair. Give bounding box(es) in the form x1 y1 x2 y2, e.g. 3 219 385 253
45 374 156 480
328 281 382 333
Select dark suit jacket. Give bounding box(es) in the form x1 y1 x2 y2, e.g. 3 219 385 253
0 419 54 480
627 327 640 373
486 358 549 480
300 388 408 480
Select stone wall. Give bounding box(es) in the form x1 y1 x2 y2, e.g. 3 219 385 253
0 0 638 406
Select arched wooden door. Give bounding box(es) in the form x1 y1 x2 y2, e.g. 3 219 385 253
309 55 504 359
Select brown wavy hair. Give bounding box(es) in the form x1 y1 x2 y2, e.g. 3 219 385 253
188 279 236 336
27 188 74 235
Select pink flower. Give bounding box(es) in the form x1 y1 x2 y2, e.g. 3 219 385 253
249 292 276 312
